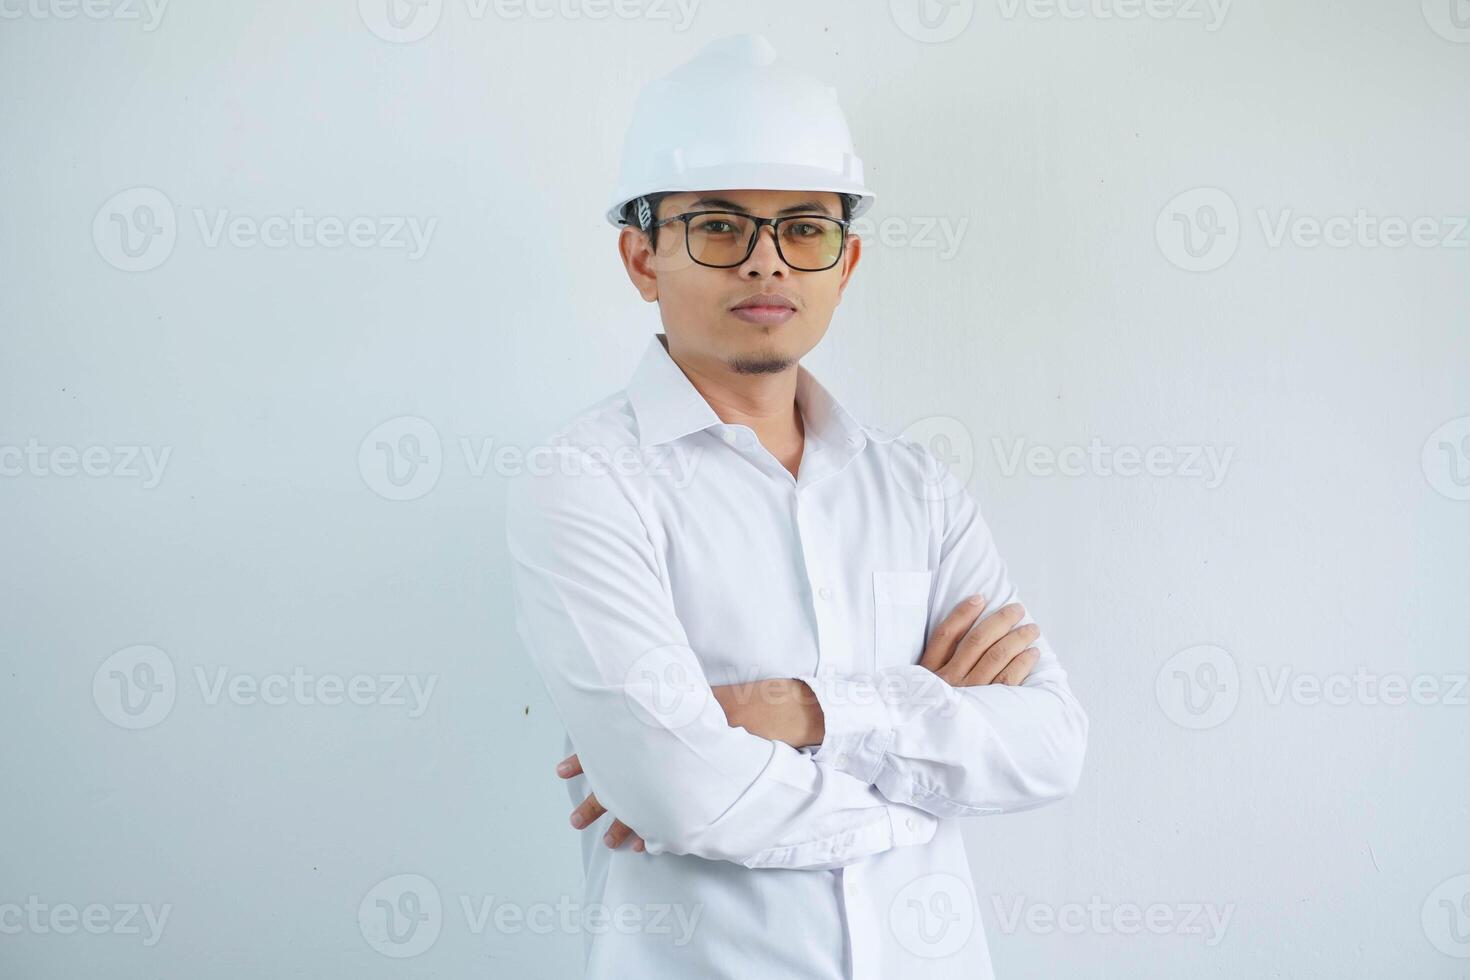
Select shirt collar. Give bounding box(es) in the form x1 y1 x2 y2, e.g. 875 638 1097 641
626 333 890 452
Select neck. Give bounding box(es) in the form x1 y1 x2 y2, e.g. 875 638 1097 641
660 333 806 469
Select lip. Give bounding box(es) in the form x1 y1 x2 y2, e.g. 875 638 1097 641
730 306 797 326
731 293 796 311
729 293 797 325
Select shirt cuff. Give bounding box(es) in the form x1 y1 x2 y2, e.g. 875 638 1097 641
795 673 895 785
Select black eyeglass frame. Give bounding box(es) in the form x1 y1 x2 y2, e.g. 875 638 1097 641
647 209 852 271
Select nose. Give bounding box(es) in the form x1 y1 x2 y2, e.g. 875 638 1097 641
738 223 788 278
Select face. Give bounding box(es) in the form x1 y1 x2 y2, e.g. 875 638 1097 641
619 189 862 376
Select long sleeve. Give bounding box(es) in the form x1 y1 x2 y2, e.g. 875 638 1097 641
505 447 938 870
794 449 1089 819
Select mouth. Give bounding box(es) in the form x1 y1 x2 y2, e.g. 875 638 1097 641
729 294 797 326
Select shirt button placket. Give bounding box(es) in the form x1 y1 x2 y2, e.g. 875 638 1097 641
794 489 837 675
842 866 881 980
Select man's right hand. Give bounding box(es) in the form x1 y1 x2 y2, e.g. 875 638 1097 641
557 753 647 852
918 595 1040 687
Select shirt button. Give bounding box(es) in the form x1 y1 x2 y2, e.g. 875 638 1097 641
722 431 738 446
846 879 860 895
906 816 917 830
835 753 849 768
817 586 833 600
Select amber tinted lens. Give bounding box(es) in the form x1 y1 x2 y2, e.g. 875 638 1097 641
684 212 845 270
686 212 756 267
775 216 845 270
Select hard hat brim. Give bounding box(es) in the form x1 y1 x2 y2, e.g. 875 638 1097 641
606 161 875 228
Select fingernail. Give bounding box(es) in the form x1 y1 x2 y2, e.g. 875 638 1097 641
603 833 615 846
570 813 584 828
968 594 985 605
556 762 572 775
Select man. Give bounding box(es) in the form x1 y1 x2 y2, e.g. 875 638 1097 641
506 33 1088 979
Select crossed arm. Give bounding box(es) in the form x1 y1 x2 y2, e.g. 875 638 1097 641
507 445 1088 868
562 592 1045 852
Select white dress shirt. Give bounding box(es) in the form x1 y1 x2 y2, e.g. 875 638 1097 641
506 333 1088 979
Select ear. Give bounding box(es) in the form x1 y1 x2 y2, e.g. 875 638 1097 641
834 233 862 299
619 226 660 303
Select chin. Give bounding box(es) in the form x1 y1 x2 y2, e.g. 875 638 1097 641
725 340 796 375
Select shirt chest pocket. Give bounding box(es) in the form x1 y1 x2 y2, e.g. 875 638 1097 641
870 570 934 672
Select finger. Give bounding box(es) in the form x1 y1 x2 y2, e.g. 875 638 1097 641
570 792 606 829
603 819 636 849
940 603 1026 683
632 837 645 852
919 595 988 672
963 622 1039 687
962 623 1041 687
556 753 582 778
993 646 1040 686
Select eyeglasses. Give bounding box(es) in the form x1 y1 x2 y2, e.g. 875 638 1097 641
649 210 850 272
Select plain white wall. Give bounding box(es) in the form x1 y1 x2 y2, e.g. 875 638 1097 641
3 2 1467 977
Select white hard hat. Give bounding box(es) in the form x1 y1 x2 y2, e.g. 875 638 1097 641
605 33 875 228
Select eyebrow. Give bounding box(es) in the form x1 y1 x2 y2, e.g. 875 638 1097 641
688 197 834 217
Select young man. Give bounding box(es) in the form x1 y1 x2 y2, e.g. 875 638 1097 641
506 34 1088 980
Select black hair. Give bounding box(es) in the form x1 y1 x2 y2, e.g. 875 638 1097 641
621 192 857 251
